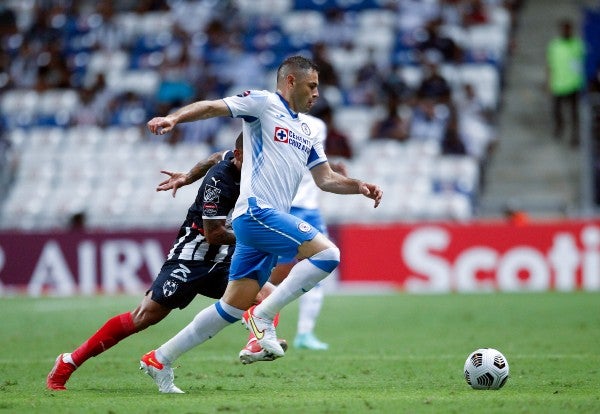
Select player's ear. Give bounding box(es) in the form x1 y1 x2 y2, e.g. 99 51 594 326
234 148 243 163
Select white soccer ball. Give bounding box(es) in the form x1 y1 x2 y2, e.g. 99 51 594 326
464 348 509 390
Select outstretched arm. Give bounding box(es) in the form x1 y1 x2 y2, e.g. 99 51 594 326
147 99 231 135
310 162 383 208
156 151 225 197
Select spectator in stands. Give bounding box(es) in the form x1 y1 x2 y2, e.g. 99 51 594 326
35 44 71 91
312 101 353 159
134 0 170 14
588 64 600 143
311 42 340 89
589 64 600 94
380 63 414 104
370 95 410 142
455 83 497 161
408 98 451 143
89 0 126 52
8 39 39 89
319 8 355 47
416 19 464 64
546 19 585 147
416 60 452 104
0 6 16 37
24 3 64 48
504 205 529 226
587 64 600 204
87 73 114 111
347 49 383 106
0 121 16 187
0 53 9 89
72 87 109 127
440 116 467 156
156 48 196 106
462 0 490 26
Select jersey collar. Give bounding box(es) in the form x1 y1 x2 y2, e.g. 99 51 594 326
276 92 299 119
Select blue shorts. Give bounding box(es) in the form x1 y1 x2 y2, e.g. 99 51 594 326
278 206 326 264
230 198 319 286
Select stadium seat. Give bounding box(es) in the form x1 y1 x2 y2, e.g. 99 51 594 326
333 105 382 149
356 8 397 30
236 0 293 15
459 64 500 109
354 27 395 56
105 70 160 95
467 24 509 65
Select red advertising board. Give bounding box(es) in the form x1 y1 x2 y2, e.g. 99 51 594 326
338 220 600 292
0 219 599 295
0 230 174 296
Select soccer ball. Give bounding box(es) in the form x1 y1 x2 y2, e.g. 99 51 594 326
464 348 509 390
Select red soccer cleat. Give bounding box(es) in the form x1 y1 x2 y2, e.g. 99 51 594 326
139 350 183 394
46 354 76 391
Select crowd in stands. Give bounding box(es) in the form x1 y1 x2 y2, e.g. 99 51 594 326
0 0 523 229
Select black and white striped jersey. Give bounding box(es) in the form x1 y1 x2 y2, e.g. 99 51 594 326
167 151 239 264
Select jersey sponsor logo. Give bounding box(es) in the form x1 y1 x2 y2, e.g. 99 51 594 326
273 126 312 154
163 279 178 297
298 221 312 233
236 90 251 97
301 122 311 135
203 202 218 216
204 184 221 202
274 126 289 143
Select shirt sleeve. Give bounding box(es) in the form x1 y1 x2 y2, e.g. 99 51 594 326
223 90 270 120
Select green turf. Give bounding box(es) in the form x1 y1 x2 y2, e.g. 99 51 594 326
1 292 599 413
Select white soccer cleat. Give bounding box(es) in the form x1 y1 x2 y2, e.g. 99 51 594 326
242 306 285 358
140 350 184 394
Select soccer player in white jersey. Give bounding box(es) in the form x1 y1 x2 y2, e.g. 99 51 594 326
142 55 382 393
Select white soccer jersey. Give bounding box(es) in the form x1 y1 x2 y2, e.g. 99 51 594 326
223 90 327 218
291 115 326 210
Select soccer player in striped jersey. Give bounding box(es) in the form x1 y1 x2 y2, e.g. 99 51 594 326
47 135 280 392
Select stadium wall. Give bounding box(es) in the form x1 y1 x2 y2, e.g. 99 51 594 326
0 219 599 296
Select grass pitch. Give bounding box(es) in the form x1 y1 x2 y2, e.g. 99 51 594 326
1 292 599 413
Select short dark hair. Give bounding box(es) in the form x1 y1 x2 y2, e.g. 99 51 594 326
277 55 319 83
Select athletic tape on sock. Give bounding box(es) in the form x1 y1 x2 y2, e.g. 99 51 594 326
308 247 340 273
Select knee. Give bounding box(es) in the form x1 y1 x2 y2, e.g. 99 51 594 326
131 307 168 330
309 246 340 273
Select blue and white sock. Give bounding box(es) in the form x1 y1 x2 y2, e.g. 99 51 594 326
256 247 339 320
156 299 244 364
